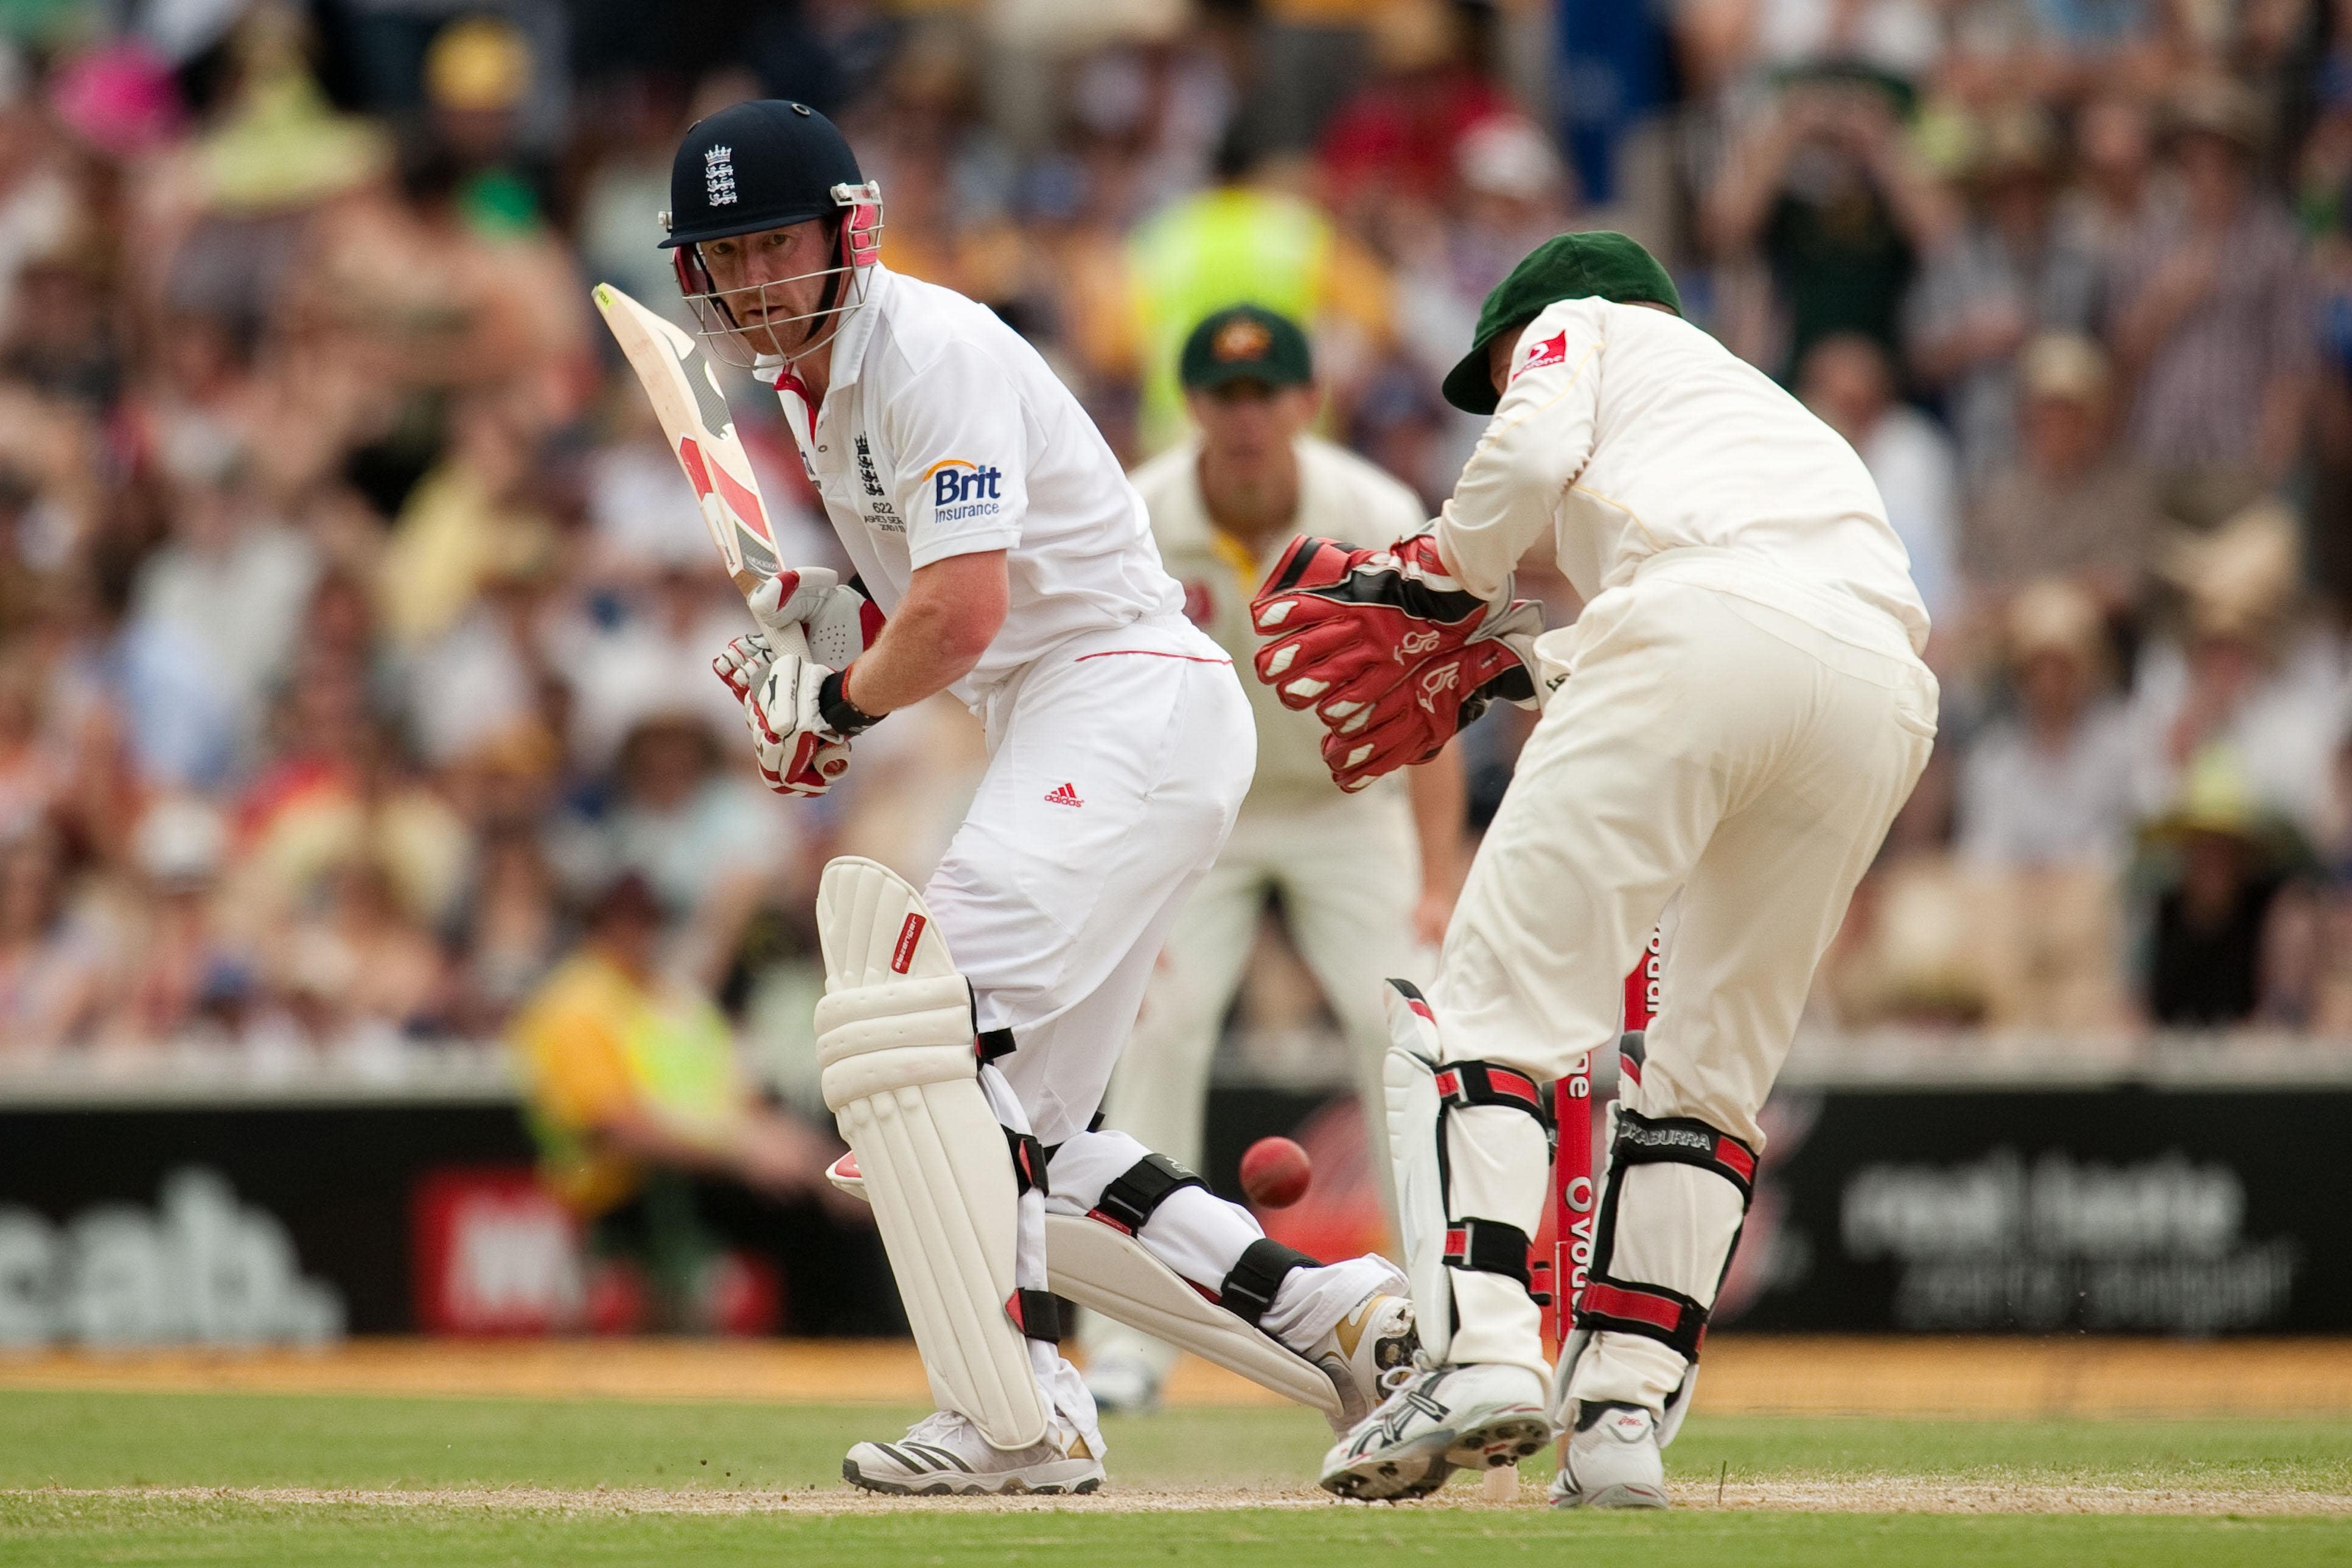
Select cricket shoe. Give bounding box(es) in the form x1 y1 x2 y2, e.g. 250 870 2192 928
1549 1400 1669 1509
1319 1362 1551 1501
1305 1290 1420 1432
842 1409 1104 1496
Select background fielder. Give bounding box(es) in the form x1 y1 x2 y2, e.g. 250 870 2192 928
663 100 1414 1495
1082 305 1464 1413
1251 232 1938 1505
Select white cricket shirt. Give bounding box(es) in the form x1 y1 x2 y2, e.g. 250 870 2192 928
1134 433 1427 809
762 265 1181 706
1439 297 1932 655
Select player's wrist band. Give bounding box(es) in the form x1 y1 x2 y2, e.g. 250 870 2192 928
818 666 883 737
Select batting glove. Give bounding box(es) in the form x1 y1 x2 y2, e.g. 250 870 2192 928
747 568 885 669
743 652 855 798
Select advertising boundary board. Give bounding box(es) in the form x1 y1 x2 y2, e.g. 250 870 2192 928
0 1067 2340 1336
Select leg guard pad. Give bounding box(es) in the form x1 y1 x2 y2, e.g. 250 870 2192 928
1044 1214 1344 1423
1552 1326 1701 1451
1560 1110 1755 1440
1384 991 1456 1362
1383 980 1552 1365
814 855 1049 1451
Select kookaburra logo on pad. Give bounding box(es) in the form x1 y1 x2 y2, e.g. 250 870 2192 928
705 145 737 206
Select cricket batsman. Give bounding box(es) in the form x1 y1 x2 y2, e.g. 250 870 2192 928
660 100 1415 1496
1249 232 1937 1504
1082 304 1463 1415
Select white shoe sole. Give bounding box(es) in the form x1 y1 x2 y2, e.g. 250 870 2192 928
841 1456 1104 1497
1321 1409 1551 1502
1445 1413 1552 1472
1321 1448 1452 1502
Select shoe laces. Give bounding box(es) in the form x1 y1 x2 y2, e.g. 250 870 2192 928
904 1409 973 1445
1377 1362 1417 1396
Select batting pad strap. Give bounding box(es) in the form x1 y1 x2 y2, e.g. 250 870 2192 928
1086 1152 1206 1236
1611 1110 1757 1202
1442 1217 1532 1290
1218 1238 1317 1328
976 1026 1017 1063
1575 1275 1709 1361
1432 1060 1552 1129
812 971 978 1106
1004 1130 1049 1199
1005 1288 1061 1344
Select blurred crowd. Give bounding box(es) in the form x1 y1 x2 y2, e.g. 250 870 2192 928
0 0 2341 1101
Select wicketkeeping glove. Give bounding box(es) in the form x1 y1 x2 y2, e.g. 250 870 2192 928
1249 528 1543 791
1250 529 1492 722
1317 599 1543 791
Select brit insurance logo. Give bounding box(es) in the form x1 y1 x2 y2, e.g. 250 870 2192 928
704 144 737 207
924 458 1004 522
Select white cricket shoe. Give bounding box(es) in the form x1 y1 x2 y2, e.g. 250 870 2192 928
1083 1351 1164 1418
1305 1290 1420 1432
842 1409 1104 1496
1549 1400 1669 1509
1319 1362 1551 1502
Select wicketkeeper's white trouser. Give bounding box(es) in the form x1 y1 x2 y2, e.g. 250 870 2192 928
1080 790 1427 1378
1428 552 1937 1401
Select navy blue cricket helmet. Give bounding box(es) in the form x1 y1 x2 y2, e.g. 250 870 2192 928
661 99 883 365
661 99 865 249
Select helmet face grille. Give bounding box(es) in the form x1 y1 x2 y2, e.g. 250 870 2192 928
672 185 885 370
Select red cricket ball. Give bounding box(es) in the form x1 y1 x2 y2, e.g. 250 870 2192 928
1239 1135 1313 1208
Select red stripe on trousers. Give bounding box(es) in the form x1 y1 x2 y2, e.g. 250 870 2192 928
1073 650 1232 664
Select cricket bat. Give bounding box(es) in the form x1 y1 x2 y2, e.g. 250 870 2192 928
591 281 808 659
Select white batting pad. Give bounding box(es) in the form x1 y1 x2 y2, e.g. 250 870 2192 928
812 1155 1347 1424
1382 982 1456 1364
1043 1214 1344 1423
814 856 1049 1451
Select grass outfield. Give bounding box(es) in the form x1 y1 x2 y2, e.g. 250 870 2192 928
2 1391 2350 1565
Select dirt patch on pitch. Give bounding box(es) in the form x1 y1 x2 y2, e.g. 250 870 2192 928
13 1480 2351 1516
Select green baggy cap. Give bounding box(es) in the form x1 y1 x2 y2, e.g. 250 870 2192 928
1181 303 1314 391
1441 231 1681 414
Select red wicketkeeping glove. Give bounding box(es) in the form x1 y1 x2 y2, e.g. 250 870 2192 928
1249 531 1492 728
1248 529 1544 789
1317 601 1544 791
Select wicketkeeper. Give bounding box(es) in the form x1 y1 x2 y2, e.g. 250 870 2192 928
1250 232 1938 1505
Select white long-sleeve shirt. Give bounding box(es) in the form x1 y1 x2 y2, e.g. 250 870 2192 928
1438 297 1931 655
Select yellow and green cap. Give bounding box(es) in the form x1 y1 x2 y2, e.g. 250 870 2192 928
1180 303 1314 391
1442 231 1680 414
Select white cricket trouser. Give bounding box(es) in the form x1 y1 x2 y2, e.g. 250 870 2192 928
918 615 1397 1432
1080 791 1424 1379
1430 552 1937 1400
